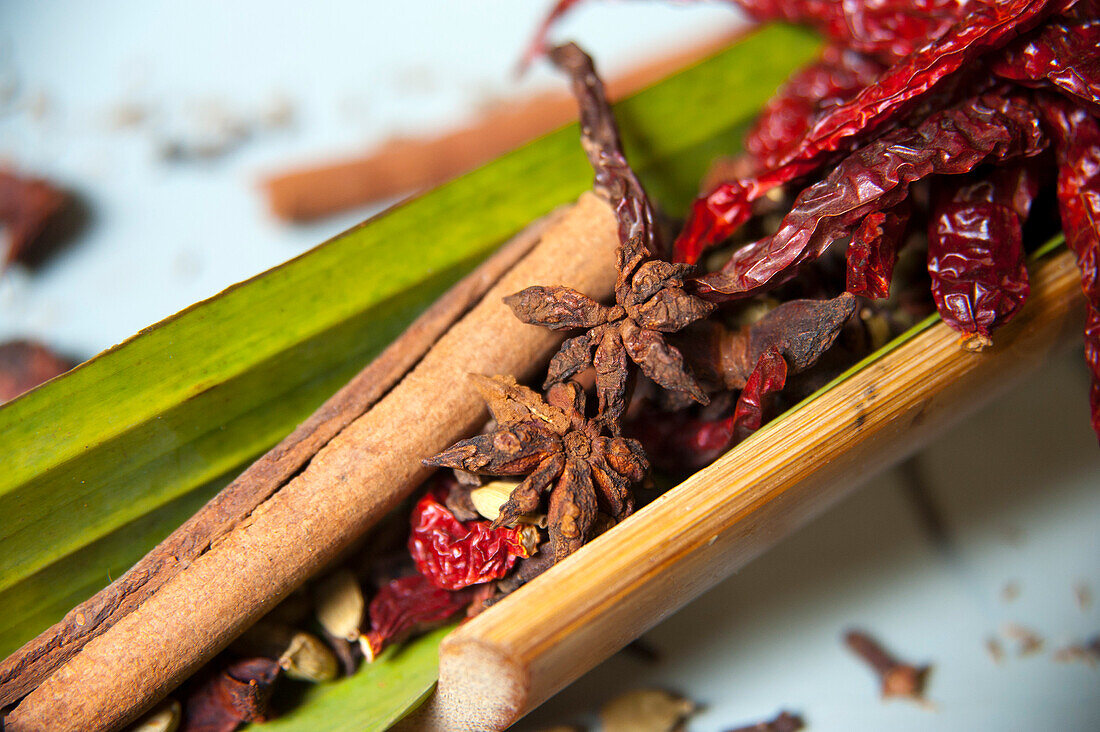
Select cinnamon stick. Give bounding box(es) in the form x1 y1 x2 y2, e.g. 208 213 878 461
261 31 740 221
2 192 618 731
0 206 564 712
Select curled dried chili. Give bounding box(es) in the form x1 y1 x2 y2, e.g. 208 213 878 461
926 167 1037 348
360 575 471 662
408 488 538 591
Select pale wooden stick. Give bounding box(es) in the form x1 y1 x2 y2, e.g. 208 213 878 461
3 193 618 732
406 249 1085 730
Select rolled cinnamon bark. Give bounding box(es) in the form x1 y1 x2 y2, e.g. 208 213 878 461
260 31 741 221
3 192 617 731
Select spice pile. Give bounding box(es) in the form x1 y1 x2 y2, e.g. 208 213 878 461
529 0 1100 435
126 2 1098 728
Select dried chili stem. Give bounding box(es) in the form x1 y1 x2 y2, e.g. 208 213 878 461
844 629 932 705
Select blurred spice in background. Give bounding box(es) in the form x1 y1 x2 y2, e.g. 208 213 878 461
0 339 74 403
0 169 68 268
258 31 739 221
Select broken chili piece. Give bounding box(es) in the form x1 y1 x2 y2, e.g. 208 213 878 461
425 376 647 561
730 346 788 442
408 488 539 591
845 201 911 300
359 575 471 662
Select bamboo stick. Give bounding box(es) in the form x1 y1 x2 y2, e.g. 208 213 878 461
405 248 1086 730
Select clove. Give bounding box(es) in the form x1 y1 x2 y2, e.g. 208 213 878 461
844 629 931 704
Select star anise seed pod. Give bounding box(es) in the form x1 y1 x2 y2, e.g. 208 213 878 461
505 235 715 431
424 375 648 562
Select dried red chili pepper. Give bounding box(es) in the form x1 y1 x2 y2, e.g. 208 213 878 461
694 92 1048 300
183 657 281 732
360 575 471 662
674 0 1061 263
745 44 884 171
408 488 538 591
735 0 965 62
927 168 1036 348
993 13 1100 115
523 0 964 70
1038 94 1100 439
845 200 911 300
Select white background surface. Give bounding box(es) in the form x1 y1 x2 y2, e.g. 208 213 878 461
2 2 1098 730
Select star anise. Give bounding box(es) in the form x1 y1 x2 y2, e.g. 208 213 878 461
505 234 715 431
424 374 648 562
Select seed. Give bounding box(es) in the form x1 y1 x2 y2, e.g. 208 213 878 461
599 688 696 732
279 631 339 683
470 480 547 528
128 698 181 732
314 569 364 641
